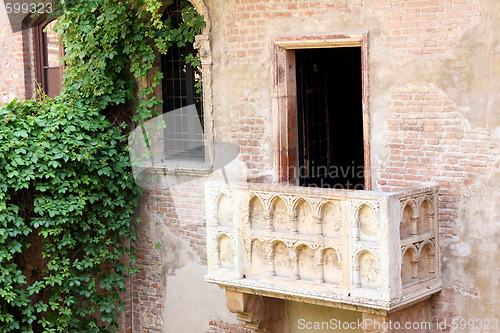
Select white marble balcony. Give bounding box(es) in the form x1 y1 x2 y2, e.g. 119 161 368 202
205 181 441 312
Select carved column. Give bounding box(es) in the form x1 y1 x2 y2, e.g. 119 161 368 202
291 248 299 280
427 212 435 231
313 215 323 236
266 243 275 277
265 215 273 231
289 213 298 234
410 216 418 235
353 261 361 288
353 216 361 241
214 248 221 269
429 245 436 274
265 203 274 231
411 256 419 280
429 254 435 274
315 249 325 284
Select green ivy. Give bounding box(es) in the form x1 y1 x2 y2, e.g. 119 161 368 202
0 0 205 331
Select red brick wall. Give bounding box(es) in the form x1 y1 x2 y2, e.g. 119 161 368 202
132 184 207 332
0 11 29 103
431 287 457 333
379 86 498 233
143 185 207 259
131 239 163 332
372 0 480 62
224 0 482 178
226 0 480 62
117 277 133 333
230 109 267 177
378 85 499 332
21 18 37 100
227 0 352 61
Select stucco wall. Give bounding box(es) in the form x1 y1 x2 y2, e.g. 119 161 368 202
100 0 500 330
205 0 500 331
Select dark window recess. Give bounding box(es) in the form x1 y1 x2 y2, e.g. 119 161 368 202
296 47 364 189
161 1 204 157
35 18 63 98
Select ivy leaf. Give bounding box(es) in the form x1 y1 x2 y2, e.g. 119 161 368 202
0 0 204 330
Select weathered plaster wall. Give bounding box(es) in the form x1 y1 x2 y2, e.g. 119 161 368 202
133 181 243 332
136 0 500 330
450 169 500 329
203 0 500 331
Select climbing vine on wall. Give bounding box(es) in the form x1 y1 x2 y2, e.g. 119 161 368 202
0 0 205 331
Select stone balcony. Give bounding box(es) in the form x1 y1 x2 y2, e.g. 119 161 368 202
205 181 441 312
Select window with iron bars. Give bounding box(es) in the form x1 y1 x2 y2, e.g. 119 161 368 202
161 1 204 159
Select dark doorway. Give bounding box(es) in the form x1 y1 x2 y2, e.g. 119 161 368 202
296 47 364 189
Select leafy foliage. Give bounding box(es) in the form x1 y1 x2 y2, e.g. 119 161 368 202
0 0 205 331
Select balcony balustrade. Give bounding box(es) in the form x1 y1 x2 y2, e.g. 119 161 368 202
205 181 441 311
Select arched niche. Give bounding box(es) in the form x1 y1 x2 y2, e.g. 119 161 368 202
217 234 234 269
322 201 342 238
217 194 233 226
358 204 378 242
358 251 379 289
296 199 314 235
272 197 290 232
400 203 413 240
250 239 266 277
249 196 266 230
323 248 342 285
401 247 418 286
296 245 315 281
418 242 435 280
273 241 292 278
418 200 433 234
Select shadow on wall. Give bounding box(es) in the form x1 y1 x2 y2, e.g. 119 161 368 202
128 104 243 189
128 104 247 332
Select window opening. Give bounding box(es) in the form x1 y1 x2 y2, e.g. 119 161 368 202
35 17 63 97
161 1 204 158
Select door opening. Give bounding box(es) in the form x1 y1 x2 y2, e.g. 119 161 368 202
296 47 364 189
